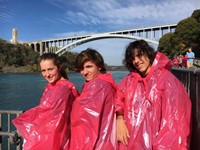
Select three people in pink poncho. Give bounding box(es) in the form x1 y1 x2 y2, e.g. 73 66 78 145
13 40 191 150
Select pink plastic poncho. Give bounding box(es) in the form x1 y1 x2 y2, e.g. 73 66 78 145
115 52 191 150
70 73 117 150
12 79 79 150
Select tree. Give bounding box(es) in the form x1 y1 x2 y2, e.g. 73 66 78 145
59 51 79 72
158 33 179 58
0 38 40 68
192 9 200 22
158 9 200 58
175 17 200 47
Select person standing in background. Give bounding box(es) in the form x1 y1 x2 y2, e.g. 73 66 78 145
12 53 79 150
178 52 183 68
115 40 191 149
186 47 195 68
70 48 116 150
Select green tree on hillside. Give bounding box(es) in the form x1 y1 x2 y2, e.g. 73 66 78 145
158 9 200 58
62 51 79 71
175 17 200 48
158 33 176 58
0 37 79 72
0 38 39 68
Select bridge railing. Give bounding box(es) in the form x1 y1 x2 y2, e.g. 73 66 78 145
0 110 23 150
171 68 200 150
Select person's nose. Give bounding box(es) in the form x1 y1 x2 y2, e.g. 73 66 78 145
44 70 51 77
80 68 87 76
133 57 140 64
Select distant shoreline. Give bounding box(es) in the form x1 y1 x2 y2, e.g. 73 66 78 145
0 66 38 73
0 65 128 73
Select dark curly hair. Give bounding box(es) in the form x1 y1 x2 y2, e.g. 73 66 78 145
123 40 156 72
75 48 106 73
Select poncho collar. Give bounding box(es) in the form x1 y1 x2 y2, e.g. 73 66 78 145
84 73 117 89
130 52 172 104
46 79 67 89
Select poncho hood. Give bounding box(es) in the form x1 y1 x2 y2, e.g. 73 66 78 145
98 73 117 88
84 73 117 90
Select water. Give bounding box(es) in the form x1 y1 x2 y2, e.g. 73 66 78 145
0 71 128 111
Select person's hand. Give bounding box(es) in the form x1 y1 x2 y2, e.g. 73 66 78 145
116 115 130 145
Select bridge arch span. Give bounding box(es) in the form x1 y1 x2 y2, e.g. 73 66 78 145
55 34 158 56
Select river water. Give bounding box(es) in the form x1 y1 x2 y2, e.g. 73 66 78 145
0 71 128 111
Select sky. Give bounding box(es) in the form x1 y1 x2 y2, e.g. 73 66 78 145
0 0 200 65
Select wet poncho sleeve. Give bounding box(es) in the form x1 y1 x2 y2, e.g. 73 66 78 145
12 80 78 150
152 71 191 149
115 75 129 115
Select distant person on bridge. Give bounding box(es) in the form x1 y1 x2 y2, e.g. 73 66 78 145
12 53 79 150
115 40 191 149
70 48 116 150
186 47 195 68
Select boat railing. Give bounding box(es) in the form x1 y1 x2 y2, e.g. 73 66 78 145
0 110 23 150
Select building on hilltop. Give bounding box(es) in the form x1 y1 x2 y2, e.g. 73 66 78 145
10 28 18 44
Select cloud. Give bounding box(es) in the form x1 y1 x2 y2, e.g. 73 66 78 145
0 12 13 22
47 0 200 31
0 1 14 22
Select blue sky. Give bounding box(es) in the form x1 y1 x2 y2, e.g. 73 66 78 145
0 0 199 65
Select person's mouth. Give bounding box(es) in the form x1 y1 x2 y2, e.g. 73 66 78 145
136 62 143 69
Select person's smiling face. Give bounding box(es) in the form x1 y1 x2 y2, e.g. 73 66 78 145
80 60 101 82
40 59 61 84
132 49 151 76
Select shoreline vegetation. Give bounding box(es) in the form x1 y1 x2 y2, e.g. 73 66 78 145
0 65 128 73
0 66 38 73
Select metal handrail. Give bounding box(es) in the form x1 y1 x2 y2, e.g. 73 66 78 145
171 68 200 150
0 110 23 150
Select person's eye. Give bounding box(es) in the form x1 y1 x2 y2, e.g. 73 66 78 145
41 69 45 73
87 65 92 68
47 68 54 72
138 55 142 58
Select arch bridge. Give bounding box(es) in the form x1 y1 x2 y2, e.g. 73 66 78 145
25 24 177 56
